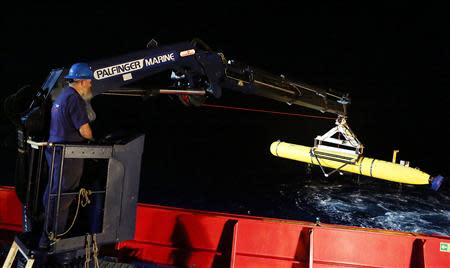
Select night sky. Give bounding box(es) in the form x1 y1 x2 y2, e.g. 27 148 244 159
1 2 449 192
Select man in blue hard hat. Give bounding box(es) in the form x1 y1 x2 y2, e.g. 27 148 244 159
39 62 95 249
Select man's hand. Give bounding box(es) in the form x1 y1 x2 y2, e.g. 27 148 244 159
79 123 94 141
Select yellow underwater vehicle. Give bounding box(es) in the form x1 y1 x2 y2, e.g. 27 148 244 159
270 117 444 190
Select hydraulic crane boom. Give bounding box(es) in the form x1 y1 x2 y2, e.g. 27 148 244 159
223 60 349 115
40 39 349 118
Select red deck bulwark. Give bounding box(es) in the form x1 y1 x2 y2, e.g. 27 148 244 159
0 186 22 232
1 186 450 267
119 203 450 267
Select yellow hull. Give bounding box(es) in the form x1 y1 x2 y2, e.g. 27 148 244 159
270 141 430 185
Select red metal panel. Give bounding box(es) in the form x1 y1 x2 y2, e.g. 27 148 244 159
233 255 305 268
122 204 239 267
135 207 230 249
312 227 417 267
117 241 218 267
0 186 22 232
234 219 310 260
423 238 450 267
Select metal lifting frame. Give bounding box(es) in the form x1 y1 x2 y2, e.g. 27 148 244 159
311 116 364 177
314 116 364 157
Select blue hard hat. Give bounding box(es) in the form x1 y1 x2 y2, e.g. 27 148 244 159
65 62 94 79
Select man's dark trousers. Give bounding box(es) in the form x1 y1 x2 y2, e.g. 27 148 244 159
43 147 84 235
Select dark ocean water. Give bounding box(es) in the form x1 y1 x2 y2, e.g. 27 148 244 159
286 177 450 236
138 167 450 237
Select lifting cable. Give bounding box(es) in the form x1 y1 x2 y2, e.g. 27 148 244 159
200 103 336 120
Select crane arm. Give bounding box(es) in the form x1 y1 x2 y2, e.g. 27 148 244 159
39 39 349 117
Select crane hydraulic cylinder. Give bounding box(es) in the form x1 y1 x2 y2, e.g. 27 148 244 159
270 141 443 189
